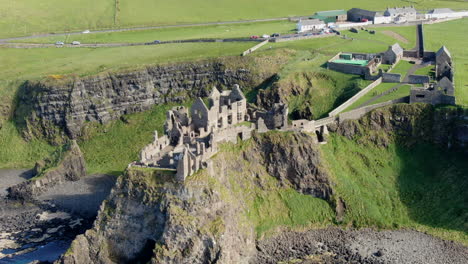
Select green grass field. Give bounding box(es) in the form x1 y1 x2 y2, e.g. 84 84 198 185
344 82 400 112
79 103 186 175
321 133 468 244
15 21 296 44
390 60 415 76
1 0 466 38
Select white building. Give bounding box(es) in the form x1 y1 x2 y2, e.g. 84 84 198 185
297 19 326 32
384 6 418 22
425 8 468 19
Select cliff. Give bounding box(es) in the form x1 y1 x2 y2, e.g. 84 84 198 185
56 132 335 264
15 56 286 144
8 140 87 200
333 103 468 149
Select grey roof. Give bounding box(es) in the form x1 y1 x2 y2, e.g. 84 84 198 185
385 6 417 15
299 19 325 25
436 46 451 58
348 8 380 17
428 8 454 14
390 43 403 55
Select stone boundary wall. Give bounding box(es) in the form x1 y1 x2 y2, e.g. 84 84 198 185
338 96 409 121
241 40 269 56
408 74 430 84
270 33 336 43
332 21 371 29
329 77 383 116
328 61 367 75
382 73 401 83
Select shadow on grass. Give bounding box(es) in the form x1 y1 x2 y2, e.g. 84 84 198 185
329 76 363 111
245 74 279 104
396 143 468 233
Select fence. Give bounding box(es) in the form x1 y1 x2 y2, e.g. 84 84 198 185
328 77 382 116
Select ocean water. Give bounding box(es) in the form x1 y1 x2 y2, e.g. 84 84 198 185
0 240 71 264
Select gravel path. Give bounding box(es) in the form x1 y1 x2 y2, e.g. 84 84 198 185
254 227 468 264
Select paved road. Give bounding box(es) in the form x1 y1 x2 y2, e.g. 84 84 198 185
0 17 291 43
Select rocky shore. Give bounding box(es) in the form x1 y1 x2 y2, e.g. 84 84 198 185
254 228 468 264
0 169 115 262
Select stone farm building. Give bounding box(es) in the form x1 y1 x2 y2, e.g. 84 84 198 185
297 19 326 32
410 46 455 105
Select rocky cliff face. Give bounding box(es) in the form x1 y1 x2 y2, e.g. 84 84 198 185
16 56 285 143
8 140 86 200
333 104 468 149
57 132 335 264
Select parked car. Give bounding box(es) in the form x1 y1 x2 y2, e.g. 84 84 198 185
71 41 81 45
82 30 90 34
261 34 270 39
153 40 161 44
250 35 259 39
55 41 64 45
270 33 280 37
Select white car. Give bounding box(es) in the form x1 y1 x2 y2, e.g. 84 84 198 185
55 41 64 45
71 41 81 45
262 34 270 39
82 30 90 34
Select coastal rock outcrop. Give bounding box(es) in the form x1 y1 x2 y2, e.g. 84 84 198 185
16 56 285 143
8 140 86 201
335 103 468 149
56 132 335 263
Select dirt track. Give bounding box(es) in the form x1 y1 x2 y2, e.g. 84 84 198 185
382 30 409 43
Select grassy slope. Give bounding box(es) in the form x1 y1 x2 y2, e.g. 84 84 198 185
78 103 185 175
321 133 468 244
1 0 465 38
189 138 335 237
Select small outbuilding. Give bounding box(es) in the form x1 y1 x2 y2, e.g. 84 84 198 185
382 43 403 64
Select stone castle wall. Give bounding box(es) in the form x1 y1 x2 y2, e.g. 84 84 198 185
382 73 401 83
408 74 430 84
